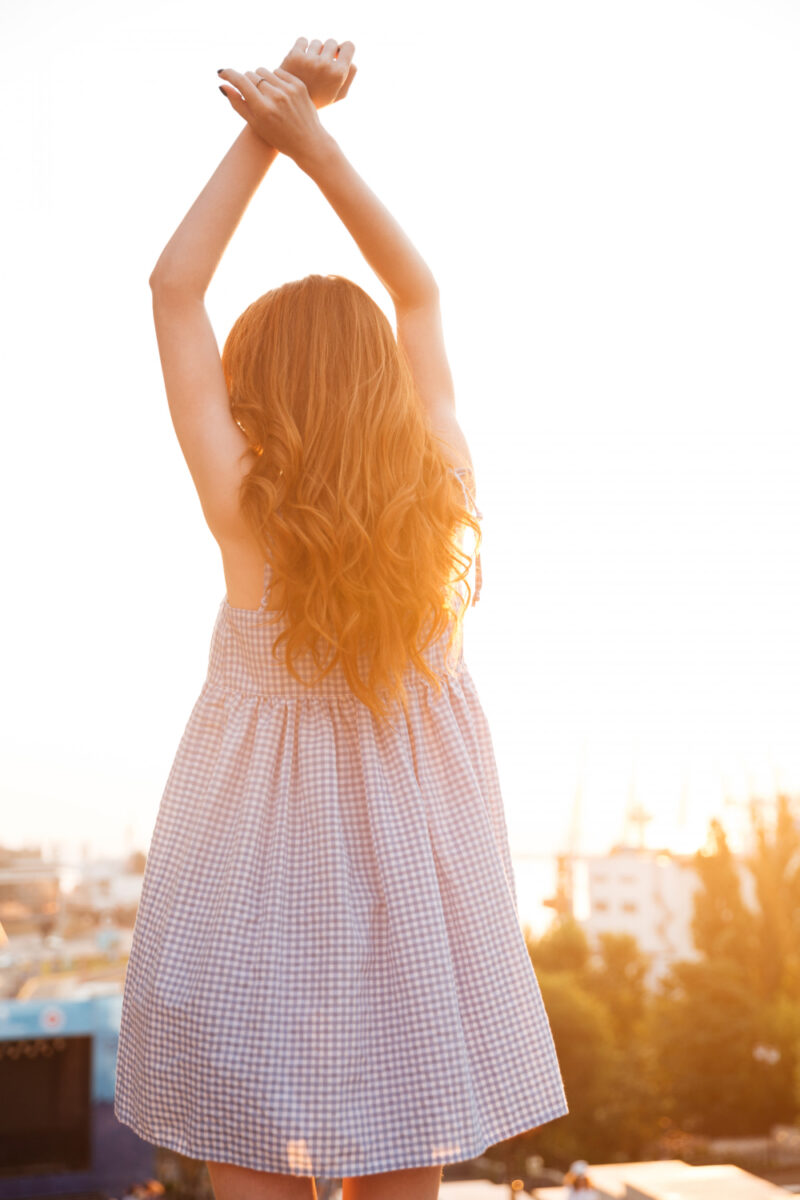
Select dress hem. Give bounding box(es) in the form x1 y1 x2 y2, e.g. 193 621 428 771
113 1098 570 1178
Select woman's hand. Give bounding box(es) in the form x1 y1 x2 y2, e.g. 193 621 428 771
218 67 331 165
277 37 357 110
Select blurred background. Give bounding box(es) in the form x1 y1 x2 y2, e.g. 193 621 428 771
1 0 799 1195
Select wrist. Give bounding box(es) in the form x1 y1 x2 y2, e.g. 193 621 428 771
293 130 340 177
240 120 279 162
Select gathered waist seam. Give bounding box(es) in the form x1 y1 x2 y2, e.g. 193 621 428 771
203 664 465 705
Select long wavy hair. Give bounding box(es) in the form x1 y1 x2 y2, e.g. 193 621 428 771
221 273 481 720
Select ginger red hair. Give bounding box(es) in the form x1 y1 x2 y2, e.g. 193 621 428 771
221 274 480 719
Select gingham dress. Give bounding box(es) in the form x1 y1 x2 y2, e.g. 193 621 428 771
114 467 569 1176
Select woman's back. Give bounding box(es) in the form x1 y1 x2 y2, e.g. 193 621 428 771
219 274 483 719
216 462 483 709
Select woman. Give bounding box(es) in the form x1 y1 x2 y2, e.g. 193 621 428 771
113 36 569 1200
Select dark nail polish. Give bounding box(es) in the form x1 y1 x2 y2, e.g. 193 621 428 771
219 85 226 95
217 68 224 75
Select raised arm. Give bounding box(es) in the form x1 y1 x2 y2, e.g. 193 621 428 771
305 139 474 472
148 42 357 553
220 64 474 472
151 39 356 293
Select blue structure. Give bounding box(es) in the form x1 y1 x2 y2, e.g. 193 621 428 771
0 992 155 1197
0 993 121 1102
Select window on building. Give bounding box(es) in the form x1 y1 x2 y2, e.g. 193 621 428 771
594 900 609 912
621 900 637 913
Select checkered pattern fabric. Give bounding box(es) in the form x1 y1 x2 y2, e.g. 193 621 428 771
114 469 569 1176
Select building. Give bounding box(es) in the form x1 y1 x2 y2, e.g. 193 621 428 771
577 843 760 982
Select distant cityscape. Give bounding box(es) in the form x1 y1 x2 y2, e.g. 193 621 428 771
0 819 762 996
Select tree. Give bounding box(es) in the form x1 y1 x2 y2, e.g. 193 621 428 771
690 817 758 975
648 957 788 1135
528 915 590 976
584 931 651 1045
523 921 661 1165
748 794 800 1000
524 968 618 1166
691 796 800 1003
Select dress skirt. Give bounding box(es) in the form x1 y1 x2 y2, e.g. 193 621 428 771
113 591 569 1175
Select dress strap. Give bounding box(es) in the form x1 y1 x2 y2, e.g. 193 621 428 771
452 466 483 606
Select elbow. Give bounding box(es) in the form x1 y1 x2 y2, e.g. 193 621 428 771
148 267 170 292
420 277 440 304
394 277 440 312
413 273 440 306
148 266 180 292
149 269 205 301
148 258 169 290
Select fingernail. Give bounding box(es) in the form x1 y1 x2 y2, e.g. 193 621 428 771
218 85 226 95
217 68 225 75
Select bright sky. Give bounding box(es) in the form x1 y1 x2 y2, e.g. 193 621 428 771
2 0 799 892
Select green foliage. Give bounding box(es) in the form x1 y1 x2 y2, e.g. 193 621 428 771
690 796 800 1002
522 919 661 1168
512 795 800 1172
766 992 800 1118
584 931 650 1045
529 914 591 975
647 957 784 1135
532 968 618 1164
748 795 800 999
690 817 759 971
